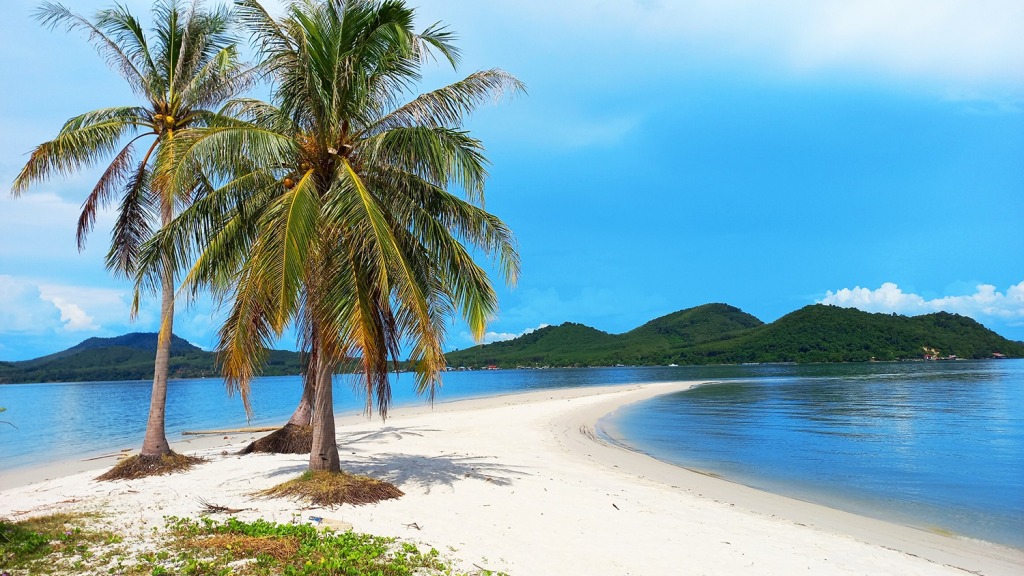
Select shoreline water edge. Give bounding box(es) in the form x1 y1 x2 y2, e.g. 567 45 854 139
2 381 1022 575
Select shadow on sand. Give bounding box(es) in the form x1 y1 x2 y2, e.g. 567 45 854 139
342 453 526 493
257 426 528 493
337 426 528 492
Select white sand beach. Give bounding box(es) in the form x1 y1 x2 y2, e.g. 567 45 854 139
2 381 1022 575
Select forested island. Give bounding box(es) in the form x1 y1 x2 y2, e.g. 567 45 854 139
445 304 1024 368
0 333 303 384
2 304 1021 383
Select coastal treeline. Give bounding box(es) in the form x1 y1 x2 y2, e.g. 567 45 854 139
446 303 1024 368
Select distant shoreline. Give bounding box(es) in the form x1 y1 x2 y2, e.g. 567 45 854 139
2 356 1016 386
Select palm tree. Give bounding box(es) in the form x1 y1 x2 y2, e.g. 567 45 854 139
144 0 522 476
11 0 249 476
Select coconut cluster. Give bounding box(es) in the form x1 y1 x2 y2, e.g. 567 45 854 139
153 112 177 130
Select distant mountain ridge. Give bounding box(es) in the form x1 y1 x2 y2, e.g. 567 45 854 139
38 332 202 362
446 303 1024 368
0 333 303 384
4 303 1022 383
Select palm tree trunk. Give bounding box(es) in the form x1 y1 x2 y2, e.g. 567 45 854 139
236 377 313 455
309 348 340 472
287 377 313 426
141 255 174 456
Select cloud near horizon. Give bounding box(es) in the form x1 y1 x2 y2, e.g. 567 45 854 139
0 275 173 360
0 275 133 335
818 281 1024 324
461 323 552 347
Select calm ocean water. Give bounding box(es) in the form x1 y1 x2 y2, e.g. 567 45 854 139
601 360 1024 549
1 361 1020 548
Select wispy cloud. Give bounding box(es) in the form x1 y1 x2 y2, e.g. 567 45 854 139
0 273 229 359
479 323 552 345
818 281 1024 324
432 0 1024 92
0 276 63 335
0 192 117 268
36 283 133 332
0 275 132 335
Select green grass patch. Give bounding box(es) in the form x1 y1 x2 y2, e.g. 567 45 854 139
160 516 479 575
0 512 122 575
1 513 504 575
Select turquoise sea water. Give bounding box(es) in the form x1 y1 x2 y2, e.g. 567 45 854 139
1 361 1021 548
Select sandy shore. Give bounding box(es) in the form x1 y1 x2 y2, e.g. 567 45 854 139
2 381 1022 575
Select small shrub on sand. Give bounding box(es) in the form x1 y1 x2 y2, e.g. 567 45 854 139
96 452 204 481
187 531 301 562
261 470 404 506
166 517 452 575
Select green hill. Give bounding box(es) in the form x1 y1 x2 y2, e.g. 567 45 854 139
446 322 617 368
676 305 1024 364
446 304 1024 368
0 333 305 384
613 303 764 363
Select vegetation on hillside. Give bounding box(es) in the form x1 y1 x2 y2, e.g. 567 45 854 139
0 333 304 384
447 304 1024 368
5 304 1020 383
449 303 762 367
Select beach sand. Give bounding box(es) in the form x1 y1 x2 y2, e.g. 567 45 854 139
2 381 1022 575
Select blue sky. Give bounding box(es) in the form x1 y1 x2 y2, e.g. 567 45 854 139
1 0 1022 360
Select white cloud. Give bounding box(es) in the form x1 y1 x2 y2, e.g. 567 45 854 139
0 275 132 335
426 0 1024 92
36 283 132 332
480 323 552 345
41 296 96 332
0 276 62 335
818 281 1024 323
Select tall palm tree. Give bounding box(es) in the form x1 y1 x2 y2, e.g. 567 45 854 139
12 0 249 474
145 0 522 474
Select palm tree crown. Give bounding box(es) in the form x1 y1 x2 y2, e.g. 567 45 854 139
14 0 249 273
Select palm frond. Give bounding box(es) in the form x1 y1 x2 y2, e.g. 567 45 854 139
105 152 157 276
372 69 524 134
35 2 152 97
77 137 142 251
218 262 276 417
12 116 144 195
249 171 320 332
364 126 489 203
